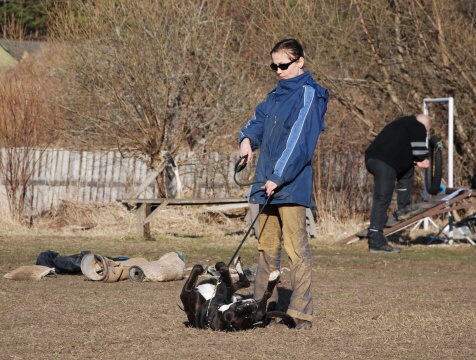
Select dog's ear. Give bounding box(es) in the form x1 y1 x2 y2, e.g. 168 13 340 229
222 304 238 323
224 310 234 323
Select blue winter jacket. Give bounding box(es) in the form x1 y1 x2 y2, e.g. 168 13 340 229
239 71 328 207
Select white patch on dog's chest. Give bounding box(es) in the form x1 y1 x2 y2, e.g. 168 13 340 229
195 283 216 300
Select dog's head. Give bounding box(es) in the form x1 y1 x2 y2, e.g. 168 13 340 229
218 298 259 331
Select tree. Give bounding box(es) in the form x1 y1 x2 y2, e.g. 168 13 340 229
0 66 59 221
240 0 476 187
47 1 268 192
0 0 49 39
342 0 476 185
45 0 476 207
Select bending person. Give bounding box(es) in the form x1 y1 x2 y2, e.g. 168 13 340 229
365 114 431 253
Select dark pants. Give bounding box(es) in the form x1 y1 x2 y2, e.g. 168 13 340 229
366 158 414 247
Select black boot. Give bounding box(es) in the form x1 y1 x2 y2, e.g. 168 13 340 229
368 230 401 254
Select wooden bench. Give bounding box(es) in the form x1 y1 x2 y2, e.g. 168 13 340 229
118 198 249 238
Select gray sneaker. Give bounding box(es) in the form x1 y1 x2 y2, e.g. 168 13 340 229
369 244 401 254
398 204 421 220
385 213 400 227
294 319 312 330
385 205 422 227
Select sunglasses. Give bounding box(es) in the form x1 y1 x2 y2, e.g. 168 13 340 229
270 58 299 71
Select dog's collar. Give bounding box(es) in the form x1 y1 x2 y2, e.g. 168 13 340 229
205 278 222 329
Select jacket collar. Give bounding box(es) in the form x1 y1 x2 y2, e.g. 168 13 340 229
275 71 311 95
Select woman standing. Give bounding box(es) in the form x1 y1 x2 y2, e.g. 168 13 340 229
238 39 328 329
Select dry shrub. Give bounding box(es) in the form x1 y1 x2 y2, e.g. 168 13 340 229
32 200 249 238
315 209 367 242
0 67 59 222
0 200 23 233
47 0 266 162
18 196 372 241
148 207 249 237
10 196 466 242
0 37 64 224
31 199 367 242
35 200 134 232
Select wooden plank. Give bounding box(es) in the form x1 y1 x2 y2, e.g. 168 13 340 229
127 168 161 199
37 149 48 211
44 149 53 207
58 149 69 202
201 203 250 212
125 157 135 194
117 153 128 199
32 149 42 212
90 151 100 202
104 151 114 202
82 151 93 202
136 202 151 239
119 197 249 238
96 151 105 202
144 200 169 224
68 151 80 200
110 151 121 201
118 198 248 206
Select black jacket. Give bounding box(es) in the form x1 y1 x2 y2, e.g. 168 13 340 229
365 115 428 174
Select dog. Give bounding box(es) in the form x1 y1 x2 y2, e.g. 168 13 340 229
180 257 295 331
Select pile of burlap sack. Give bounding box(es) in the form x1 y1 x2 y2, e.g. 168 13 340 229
3 251 185 282
80 251 185 282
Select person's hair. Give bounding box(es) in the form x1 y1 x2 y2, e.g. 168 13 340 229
416 113 432 130
270 38 304 60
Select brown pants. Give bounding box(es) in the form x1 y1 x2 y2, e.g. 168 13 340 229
253 204 314 322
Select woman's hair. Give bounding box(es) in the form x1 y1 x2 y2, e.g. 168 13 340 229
270 38 304 60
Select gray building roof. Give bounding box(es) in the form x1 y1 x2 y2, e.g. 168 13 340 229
0 39 44 63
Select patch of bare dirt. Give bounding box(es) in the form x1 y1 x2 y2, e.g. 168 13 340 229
1 215 475 359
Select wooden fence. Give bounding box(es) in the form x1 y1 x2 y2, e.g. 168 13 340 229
0 147 373 215
0 148 252 214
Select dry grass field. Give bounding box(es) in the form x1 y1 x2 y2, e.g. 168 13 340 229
0 203 475 360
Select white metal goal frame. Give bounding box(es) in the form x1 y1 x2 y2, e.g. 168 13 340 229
414 97 454 232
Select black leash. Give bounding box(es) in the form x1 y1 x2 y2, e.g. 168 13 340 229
234 155 266 187
228 195 270 267
228 154 270 267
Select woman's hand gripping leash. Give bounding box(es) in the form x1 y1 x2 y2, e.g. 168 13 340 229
261 180 277 197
